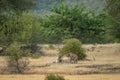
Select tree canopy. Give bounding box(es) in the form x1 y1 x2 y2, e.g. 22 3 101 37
105 0 120 21
105 0 120 42
0 0 35 46
42 1 107 43
0 0 35 13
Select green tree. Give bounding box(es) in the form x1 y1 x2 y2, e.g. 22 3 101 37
5 42 30 73
0 13 34 46
0 12 42 54
60 38 86 60
0 0 35 45
0 0 35 13
0 14 24 45
105 0 120 21
0 0 35 26
14 13 41 53
105 0 120 42
42 1 107 43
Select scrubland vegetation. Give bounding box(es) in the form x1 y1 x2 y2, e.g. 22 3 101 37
0 0 120 80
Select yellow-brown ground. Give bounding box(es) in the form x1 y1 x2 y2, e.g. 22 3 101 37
0 74 120 80
0 43 120 80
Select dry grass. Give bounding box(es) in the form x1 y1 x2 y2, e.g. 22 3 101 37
0 43 120 80
0 74 120 80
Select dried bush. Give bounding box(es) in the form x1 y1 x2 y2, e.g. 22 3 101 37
5 42 30 73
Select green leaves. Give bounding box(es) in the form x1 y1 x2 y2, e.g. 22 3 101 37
0 0 35 45
0 0 35 13
6 42 23 59
105 0 120 42
105 0 120 21
0 13 34 45
60 38 86 60
45 74 65 80
43 2 107 43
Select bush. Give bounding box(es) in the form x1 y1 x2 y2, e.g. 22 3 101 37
31 53 41 59
60 38 86 60
5 42 30 73
48 44 55 49
45 74 65 80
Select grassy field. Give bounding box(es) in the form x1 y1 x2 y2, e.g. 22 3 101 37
0 74 120 80
0 43 120 80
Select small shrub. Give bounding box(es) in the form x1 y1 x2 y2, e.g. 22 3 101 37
31 53 41 59
60 38 86 60
48 44 55 49
5 42 30 73
45 74 65 80
21 44 39 53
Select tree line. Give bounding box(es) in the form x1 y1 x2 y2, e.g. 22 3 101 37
0 0 120 46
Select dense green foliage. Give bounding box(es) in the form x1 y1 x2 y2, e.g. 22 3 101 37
0 0 119 50
105 0 120 21
5 42 29 73
60 38 86 60
0 0 34 13
0 14 30 45
0 0 35 27
0 11 44 53
42 2 107 43
105 0 120 42
45 74 65 80
0 0 35 46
